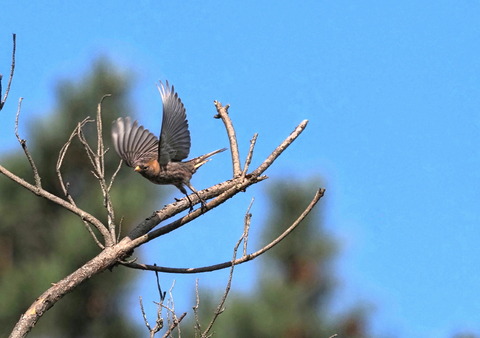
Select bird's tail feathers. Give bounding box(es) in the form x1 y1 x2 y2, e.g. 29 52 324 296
193 148 227 169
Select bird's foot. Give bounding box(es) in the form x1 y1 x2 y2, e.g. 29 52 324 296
199 198 207 212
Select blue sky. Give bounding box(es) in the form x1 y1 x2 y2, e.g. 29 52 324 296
2 1 480 337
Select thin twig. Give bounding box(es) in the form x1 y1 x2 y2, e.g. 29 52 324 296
56 117 104 248
193 279 201 337
163 312 187 338
123 188 324 274
72 95 117 243
139 268 169 337
139 296 154 333
93 95 117 240
56 118 93 201
202 229 244 337
77 126 96 169
242 133 258 176
108 159 123 192
214 101 242 177
243 198 254 256
0 33 16 111
251 120 308 177
96 95 111 177
15 98 42 188
116 216 124 243
164 280 175 336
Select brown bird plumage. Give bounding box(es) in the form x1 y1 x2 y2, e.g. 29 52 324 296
111 81 226 210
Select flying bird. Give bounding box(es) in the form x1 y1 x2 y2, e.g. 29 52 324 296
111 81 226 210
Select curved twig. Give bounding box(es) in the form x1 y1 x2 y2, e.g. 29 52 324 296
15 98 42 188
122 188 325 274
56 118 104 248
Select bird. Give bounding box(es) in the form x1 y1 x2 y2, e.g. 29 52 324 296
111 80 226 211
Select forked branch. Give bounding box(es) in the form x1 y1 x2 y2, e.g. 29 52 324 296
123 188 325 274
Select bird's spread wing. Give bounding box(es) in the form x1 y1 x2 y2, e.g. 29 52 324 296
111 117 159 167
157 81 191 165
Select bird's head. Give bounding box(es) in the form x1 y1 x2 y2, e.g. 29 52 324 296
134 159 160 178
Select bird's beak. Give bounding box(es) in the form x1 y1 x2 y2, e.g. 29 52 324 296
134 166 141 172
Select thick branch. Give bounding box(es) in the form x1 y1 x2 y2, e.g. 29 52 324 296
123 188 325 274
8 242 133 337
127 119 308 241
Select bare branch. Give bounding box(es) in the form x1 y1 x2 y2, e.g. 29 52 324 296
56 117 104 248
140 275 186 338
251 119 308 177
61 95 117 243
243 198 254 256
125 118 307 243
139 296 157 335
242 133 258 176
95 95 111 177
56 117 92 200
116 216 126 243
124 119 309 246
193 279 201 337
108 159 123 192
163 312 187 338
123 188 325 274
137 175 268 243
0 33 16 111
92 95 117 239
202 227 244 337
164 280 175 336
77 124 97 169
15 98 42 188
214 101 242 177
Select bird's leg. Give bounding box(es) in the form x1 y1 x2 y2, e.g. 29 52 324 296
176 185 195 212
185 182 207 211
185 193 194 212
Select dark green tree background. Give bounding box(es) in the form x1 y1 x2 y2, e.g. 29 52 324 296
0 60 157 337
187 179 371 338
